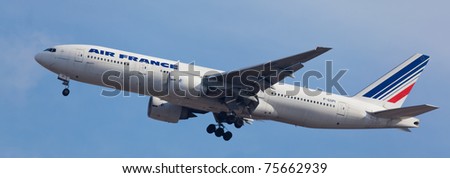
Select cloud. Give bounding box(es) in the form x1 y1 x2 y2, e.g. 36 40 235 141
0 32 59 106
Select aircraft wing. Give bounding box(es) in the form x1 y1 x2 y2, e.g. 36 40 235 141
202 47 331 115
204 47 331 93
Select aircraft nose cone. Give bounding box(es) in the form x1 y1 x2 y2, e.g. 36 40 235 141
34 53 44 65
34 52 52 68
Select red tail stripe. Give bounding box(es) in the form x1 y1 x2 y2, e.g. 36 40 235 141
388 83 415 103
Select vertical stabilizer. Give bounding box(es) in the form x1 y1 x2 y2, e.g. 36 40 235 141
354 54 430 109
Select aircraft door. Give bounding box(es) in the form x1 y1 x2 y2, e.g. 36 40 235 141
336 102 347 126
337 102 347 116
72 49 85 78
74 49 84 63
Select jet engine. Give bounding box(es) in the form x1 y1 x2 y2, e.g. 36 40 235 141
147 96 197 123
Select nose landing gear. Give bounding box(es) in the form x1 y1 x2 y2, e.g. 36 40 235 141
58 74 70 96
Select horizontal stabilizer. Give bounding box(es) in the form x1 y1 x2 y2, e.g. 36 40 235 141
399 128 412 132
370 104 438 119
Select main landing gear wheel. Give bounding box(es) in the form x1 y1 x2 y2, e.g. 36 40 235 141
234 119 244 129
223 131 232 141
207 112 245 141
206 124 216 134
205 124 233 141
215 127 224 137
226 116 236 125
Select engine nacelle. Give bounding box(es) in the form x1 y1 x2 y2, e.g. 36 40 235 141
147 97 195 123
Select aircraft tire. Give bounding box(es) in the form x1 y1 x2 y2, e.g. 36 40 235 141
215 127 224 137
62 88 70 96
206 124 216 134
223 131 232 141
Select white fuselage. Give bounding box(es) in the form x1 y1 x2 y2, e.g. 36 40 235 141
35 44 419 129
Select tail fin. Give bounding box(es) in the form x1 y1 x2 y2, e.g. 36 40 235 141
354 54 430 109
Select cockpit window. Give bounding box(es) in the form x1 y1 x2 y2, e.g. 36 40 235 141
44 48 56 52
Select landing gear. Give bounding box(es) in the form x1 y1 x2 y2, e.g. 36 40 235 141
216 112 244 128
206 112 246 141
206 124 233 141
58 74 70 96
225 116 236 125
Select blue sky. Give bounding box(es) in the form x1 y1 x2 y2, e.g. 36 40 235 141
0 0 449 157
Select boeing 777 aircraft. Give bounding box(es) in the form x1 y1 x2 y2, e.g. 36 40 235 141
35 45 437 141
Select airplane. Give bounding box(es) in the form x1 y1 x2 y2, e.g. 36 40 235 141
35 44 438 141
